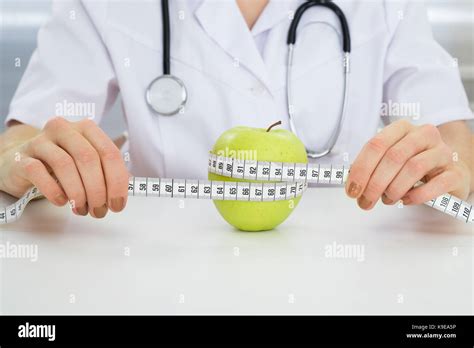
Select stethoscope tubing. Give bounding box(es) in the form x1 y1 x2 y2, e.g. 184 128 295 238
161 0 171 75
151 0 352 158
286 0 351 158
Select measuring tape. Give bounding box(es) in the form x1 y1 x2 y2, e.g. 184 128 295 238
1 153 473 225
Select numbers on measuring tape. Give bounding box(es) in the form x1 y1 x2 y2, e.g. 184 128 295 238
236 183 250 200
196 182 211 199
250 184 263 201
243 160 257 180
8 206 16 221
211 182 225 200
441 196 450 209
270 165 283 181
123 175 316 203
462 206 470 220
290 185 296 195
2 154 473 224
257 162 270 180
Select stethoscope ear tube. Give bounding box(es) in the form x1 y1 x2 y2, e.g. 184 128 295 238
161 0 171 75
287 0 351 53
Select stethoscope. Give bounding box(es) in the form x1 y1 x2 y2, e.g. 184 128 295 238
146 0 351 158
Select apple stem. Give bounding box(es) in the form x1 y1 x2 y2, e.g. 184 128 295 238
266 121 282 132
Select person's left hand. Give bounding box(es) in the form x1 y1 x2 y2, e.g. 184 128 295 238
345 119 471 209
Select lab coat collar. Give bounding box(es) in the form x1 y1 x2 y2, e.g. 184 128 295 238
194 0 272 94
251 0 303 37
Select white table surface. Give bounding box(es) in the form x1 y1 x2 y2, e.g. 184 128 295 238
0 187 472 315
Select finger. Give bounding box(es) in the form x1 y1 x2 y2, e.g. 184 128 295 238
44 118 108 218
401 170 461 205
384 145 452 205
75 119 128 213
18 157 68 206
357 128 446 210
346 120 413 199
29 140 88 216
381 193 396 205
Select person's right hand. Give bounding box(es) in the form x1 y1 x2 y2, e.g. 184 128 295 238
0 117 129 218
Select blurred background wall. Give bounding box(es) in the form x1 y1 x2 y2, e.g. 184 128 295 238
1 0 473 137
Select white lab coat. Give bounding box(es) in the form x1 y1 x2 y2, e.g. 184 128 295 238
6 0 473 179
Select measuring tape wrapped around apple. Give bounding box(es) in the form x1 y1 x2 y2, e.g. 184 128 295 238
1 123 473 231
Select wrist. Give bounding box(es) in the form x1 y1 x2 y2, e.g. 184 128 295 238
0 125 39 159
454 159 473 194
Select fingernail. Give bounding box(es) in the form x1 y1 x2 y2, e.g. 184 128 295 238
382 194 393 205
55 193 68 205
110 197 125 212
347 182 361 198
73 204 88 216
93 204 108 218
402 196 412 205
358 195 372 210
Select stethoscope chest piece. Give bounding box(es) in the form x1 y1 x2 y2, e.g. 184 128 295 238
146 74 187 116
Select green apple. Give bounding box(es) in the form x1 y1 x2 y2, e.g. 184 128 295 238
209 121 308 231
